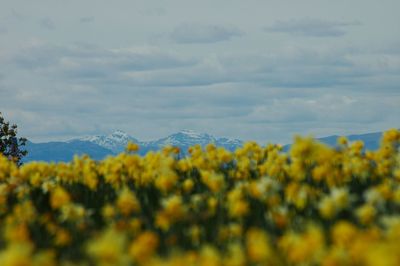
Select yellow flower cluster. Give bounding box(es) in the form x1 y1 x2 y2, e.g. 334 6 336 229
0 129 399 265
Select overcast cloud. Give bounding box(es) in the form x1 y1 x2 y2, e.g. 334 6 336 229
171 23 243 43
0 0 399 144
38 17 55 30
265 18 361 37
79 17 94 24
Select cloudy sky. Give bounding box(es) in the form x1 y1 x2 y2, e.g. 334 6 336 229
0 0 399 144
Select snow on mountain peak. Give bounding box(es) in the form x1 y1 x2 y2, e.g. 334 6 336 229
73 130 137 153
177 129 206 138
152 130 214 147
71 129 243 154
111 130 129 137
109 130 131 141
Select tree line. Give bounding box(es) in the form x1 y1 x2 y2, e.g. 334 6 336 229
0 112 27 165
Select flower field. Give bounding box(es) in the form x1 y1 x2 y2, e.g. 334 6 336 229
0 129 399 266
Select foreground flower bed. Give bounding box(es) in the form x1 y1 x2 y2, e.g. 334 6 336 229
0 129 399 266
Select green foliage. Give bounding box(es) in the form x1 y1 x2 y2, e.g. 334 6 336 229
0 112 27 165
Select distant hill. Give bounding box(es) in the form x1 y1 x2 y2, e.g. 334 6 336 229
283 131 383 152
24 140 113 162
318 132 382 150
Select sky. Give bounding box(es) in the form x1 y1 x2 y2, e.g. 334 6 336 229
0 0 399 144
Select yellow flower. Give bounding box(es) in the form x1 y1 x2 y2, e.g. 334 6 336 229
229 223 242 238
155 172 178 193
382 128 400 143
319 197 336 219
356 204 376 225
285 182 309 210
331 221 358 247
337 136 348 146
248 181 264 199
246 228 271 263
83 170 98 190
162 195 186 220
60 203 86 222
331 188 349 209
270 208 289 229
322 247 349 266
116 187 140 216
155 212 170 231
29 173 42 188
0 243 33 266
126 141 140 152
129 231 159 263
394 169 400 181
4 223 30 243
32 250 56 266
102 204 116 220
156 195 187 231
12 201 36 223
183 178 194 193
201 171 225 193
50 186 71 209
87 228 127 266
177 158 191 172
54 228 71 247
207 197 218 214
217 148 233 163
199 246 221 266
365 242 399 266
279 226 325 264
225 243 246 266
227 188 249 218
312 165 328 182
350 140 364 155
228 199 249 218
188 225 201 245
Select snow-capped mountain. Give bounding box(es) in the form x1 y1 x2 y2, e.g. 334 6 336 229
66 129 244 156
146 130 217 148
73 130 139 153
143 130 243 155
215 137 244 151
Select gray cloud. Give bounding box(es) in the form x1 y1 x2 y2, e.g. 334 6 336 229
140 7 166 16
10 44 196 78
11 9 25 21
119 47 399 91
2 41 399 143
8 43 399 94
79 16 94 23
171 23 242 43
39 17 55 30
265 18 361 37
0 26 7 34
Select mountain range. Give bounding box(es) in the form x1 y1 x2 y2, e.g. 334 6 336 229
23 130 243 162
23 130 384 162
